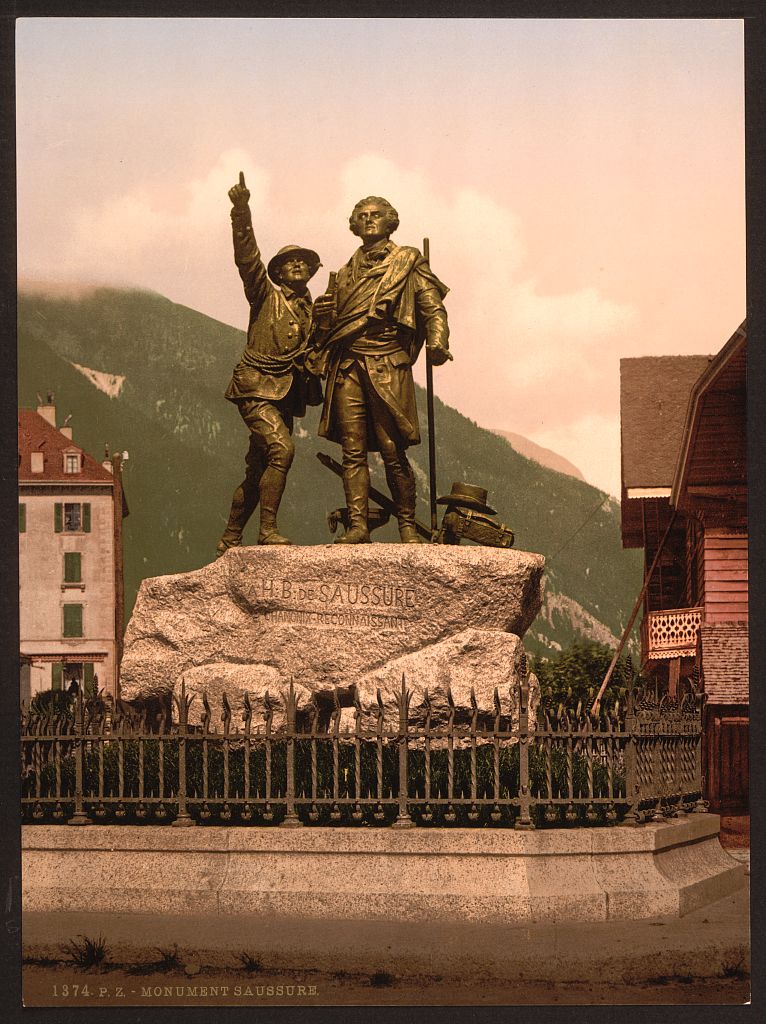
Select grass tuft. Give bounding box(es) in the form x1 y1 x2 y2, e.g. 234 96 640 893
60 934 109 969
721 953 749 980
235 952 263 973
153 945 182 971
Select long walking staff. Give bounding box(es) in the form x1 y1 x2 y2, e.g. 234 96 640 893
423 237 439 538
590 509 678 715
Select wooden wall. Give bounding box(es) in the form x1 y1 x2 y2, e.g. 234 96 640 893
702 530 748 622
684 516 704 607
703 705 749 814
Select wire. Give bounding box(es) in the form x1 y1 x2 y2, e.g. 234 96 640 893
549 494 609 560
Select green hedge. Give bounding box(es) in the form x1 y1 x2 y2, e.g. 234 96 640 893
23 736 625 827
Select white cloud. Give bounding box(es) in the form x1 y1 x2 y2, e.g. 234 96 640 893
69 148 269 268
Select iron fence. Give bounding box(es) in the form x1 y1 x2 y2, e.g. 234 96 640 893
21 674 706 828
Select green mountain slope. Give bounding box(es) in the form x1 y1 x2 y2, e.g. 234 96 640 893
18 286 642 657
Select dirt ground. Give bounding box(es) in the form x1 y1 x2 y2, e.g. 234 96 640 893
22 962 750 1007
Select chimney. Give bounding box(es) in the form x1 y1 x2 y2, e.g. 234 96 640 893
102 444 113 474
37 402 56 428
59 412 73 440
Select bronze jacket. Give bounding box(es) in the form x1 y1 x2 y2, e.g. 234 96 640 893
315 240 449 449
225 206 321 414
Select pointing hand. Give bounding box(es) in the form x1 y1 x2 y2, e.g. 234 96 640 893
229 171 251 209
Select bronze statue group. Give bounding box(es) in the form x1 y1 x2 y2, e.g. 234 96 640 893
218 173 510 554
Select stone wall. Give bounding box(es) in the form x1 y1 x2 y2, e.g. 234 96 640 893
22 816 744 923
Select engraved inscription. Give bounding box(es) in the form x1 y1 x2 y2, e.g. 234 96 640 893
245 576 418 611
265 609 408 631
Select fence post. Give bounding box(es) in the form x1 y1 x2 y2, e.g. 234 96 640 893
392 675 415 829
692 684 709 812
68 688 90 825
515 666 535 831
172 679 195 827
281 680 303 828
623 679 641 824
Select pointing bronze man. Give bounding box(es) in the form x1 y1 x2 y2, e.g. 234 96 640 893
218 172 322 553
312 197 451 543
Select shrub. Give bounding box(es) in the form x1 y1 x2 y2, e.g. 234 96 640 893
534 640 638 714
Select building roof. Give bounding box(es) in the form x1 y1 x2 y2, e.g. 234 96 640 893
620 355 712 491
699 622 749 705
671 321 747 508
18 409 114 484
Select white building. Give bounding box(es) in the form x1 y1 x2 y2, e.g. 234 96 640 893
18 399 127 702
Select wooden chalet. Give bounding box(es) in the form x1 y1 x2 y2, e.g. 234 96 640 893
620 322 748 813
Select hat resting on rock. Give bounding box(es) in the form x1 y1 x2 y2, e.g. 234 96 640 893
436 483 496 515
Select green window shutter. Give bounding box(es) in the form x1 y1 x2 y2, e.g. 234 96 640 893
54 503 63 533
82 503 91 532
63 603 83 638
51 662 63 691
64 552 82 583
84 663 96 696
19 503 26 533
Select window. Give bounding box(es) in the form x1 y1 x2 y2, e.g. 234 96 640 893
51 662 97 695
31 452 44 473
19 503 26 533
65 504 81 531
84 663 97 697
63 603 83 637
64 453 82 474
54 502 91 533
51 662 63 691
64 552 82 584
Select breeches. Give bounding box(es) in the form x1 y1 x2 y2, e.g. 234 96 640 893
239 397 295 477
332 360 408 473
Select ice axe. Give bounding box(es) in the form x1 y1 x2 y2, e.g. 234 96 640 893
423 237 438 536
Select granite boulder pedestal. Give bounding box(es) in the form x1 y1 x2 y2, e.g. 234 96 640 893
119 544 545 724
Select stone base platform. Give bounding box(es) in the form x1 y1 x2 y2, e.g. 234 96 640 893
22 815 743 923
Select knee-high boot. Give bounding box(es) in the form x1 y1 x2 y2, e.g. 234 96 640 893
217 472 261 556
335 465 371 544
385 457 421 544
258 465 291 545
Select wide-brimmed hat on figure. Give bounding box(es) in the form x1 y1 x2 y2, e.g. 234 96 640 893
436 483 496 515
267 244 321 283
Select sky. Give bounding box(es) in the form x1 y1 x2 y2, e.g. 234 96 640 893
16 18 745 497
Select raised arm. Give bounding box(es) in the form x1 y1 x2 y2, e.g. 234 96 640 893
229 171 270 311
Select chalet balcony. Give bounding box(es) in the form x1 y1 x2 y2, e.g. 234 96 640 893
641 606 703 661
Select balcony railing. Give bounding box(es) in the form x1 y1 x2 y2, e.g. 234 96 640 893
641 606 703 661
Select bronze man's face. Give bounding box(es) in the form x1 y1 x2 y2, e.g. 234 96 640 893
276 257 312 287
351 202 393 246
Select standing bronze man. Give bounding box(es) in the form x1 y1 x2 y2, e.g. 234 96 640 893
312 197 451 544
218 173 322 554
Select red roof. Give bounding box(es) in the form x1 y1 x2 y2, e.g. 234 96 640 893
18 409 114 484
699 622 749 705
